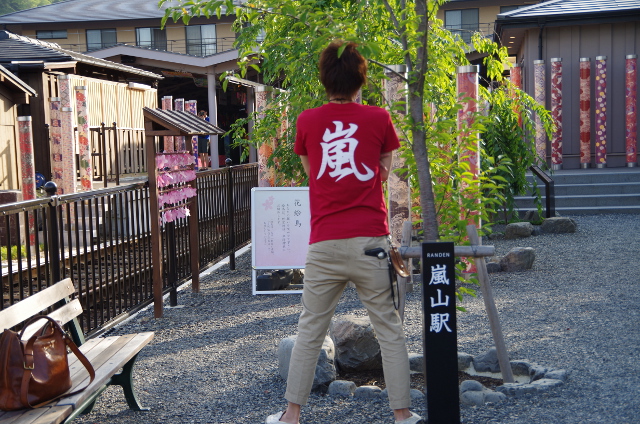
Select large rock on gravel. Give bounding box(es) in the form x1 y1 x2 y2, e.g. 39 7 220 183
330 315 382 372
473 347 503 373
540 217 577 233
500 247 535 272
278 335 336 389
505 222 534 239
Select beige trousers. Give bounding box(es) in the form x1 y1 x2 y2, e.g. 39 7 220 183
284 236 411 410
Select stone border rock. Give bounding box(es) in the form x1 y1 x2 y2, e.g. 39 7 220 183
321 348 568 408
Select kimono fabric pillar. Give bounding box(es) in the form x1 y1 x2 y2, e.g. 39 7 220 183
185 100 199 170
384 64 411 247
595 56 608 168
18 116 37 249
626 55 638 167
256 86 275 187
58 75 77 197
75 86 93 190
162 96 174 152
579 58 592 168
456 65 480 212
384 64 412 316
457 65 480 273
550 58 563 171
175 98 186 151
510 64 523 125
534 60 547 162
50 97 63 189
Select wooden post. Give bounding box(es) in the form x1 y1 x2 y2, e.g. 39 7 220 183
146 122 164 318
466 224 515 383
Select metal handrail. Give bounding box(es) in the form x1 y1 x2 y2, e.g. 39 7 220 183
529 165 555 218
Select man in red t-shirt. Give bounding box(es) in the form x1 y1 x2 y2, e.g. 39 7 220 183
266 41 423 424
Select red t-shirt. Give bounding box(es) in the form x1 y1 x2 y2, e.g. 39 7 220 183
294 102 401 244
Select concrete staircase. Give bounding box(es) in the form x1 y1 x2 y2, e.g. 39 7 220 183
514 167 640 215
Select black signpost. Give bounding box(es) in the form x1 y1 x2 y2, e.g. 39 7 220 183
422 242 460 424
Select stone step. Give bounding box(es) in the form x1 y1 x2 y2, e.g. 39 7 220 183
518 167 640 215
515 193 640 208
517 205 640 215
527 169 640 184
525 181 640 196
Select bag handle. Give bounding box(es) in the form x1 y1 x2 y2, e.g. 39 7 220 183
19 316 96 409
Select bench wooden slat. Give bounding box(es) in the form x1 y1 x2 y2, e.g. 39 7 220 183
0 279 75 330
59 332 154 407
0 405 72 424
1 279 154 423
19 300 83 341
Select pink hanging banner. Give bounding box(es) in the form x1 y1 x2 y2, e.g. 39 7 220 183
625 54 638 167
174 98 186 151
18 116 36 247
162 96 174 152
534 60 547 162
595 56 608 168
550 58 563 170
579 58 591 168
185 100 199 170
75 86 93 190
50 97 63 189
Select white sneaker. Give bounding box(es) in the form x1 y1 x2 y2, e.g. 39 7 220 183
396 411 424 424
265 411 296 424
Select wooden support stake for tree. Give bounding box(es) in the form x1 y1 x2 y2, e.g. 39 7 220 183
466 224 515 383
397 220 413 322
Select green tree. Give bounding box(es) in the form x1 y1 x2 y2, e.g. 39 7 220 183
0 0 56 15
161 0 551 242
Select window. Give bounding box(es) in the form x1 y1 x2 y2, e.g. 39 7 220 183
445 9 478 44
186 24 217 56
36 30 67 40
86 29 116 51
136 27 167 51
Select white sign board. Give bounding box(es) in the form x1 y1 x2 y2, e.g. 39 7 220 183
251 187 310 294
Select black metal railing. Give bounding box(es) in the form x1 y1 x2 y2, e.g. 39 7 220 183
56 37 237 57
529 165 555 218
1 163 257 337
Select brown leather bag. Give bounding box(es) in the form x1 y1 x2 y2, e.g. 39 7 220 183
0 315 95 411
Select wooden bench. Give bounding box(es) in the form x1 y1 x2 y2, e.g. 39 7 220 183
0 278 154 424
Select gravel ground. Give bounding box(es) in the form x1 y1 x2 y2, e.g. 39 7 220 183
75 214 640 424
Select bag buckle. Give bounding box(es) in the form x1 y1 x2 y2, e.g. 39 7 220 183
23 362 34 370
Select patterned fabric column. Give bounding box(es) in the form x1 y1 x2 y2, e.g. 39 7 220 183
59 75 77 195
383 65 410 247
626 55 638 167
534 60 547 162
256 87 274 187
18 116 36 247
579 58 591 168
511 64 522 89
162 96 174 152
595 56 608 168
174 98 186 151
50 97 63 189
550 58 563 170
510 64 523 125
457 65 480 230
185 100 199 170
75 86 93 190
